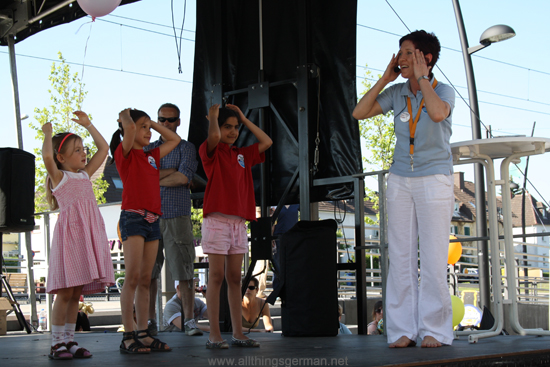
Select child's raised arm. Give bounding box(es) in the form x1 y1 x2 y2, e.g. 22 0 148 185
41 122 64 187
151 120 181 159
118 108 136 158
226 104 272 153
206 104 221 154
72 111 109 177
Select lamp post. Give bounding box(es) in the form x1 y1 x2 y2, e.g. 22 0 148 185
452 0 515 312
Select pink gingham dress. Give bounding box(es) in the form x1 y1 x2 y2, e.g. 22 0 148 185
46 171 115 295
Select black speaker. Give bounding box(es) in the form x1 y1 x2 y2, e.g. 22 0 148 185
279 219 339 336
0 148 35 232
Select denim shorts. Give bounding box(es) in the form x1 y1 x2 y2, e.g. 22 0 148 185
119 210 161 243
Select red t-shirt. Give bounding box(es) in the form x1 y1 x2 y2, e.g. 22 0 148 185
115 144 162 216
199 141 264 221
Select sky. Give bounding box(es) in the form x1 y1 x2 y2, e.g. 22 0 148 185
1 0 549 206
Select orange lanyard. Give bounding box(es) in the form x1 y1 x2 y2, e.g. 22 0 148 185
406 78 437 171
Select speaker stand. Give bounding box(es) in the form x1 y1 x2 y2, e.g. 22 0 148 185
242 217 277 298
1 233 32 333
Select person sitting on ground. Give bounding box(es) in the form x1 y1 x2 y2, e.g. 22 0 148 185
163 281 210 332
338 304 352 335
242 277 274 333
367 301 383 335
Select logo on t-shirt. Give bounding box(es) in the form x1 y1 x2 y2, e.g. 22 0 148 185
148 156 158 169
237 154 245 168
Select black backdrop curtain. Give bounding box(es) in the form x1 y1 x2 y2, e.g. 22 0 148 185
188 0 361 205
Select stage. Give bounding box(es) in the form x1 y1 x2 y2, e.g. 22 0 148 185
1 331 550 366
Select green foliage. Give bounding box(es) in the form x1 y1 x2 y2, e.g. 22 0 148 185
3 259 19 273
366 254 380 269
92 173 109 205
29 52 108 212
357 65 396 225
338 240 352 250
191 207 204 238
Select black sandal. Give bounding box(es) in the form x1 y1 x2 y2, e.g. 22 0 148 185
119 331 150 354
136 329 172 352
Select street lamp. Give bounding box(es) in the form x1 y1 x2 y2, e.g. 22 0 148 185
452 0 515 312
468 25 516 54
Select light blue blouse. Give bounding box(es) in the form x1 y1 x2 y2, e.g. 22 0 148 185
376 77 455 177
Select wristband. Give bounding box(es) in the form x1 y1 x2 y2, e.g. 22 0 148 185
417 75 429 84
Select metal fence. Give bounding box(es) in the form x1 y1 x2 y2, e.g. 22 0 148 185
331 224 550 308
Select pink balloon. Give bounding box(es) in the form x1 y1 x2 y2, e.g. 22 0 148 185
77 0 122 18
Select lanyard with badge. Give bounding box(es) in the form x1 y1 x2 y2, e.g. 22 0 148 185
401 78 438 172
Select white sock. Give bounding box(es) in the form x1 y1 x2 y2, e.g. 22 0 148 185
64 323 76 344
51 325 66 347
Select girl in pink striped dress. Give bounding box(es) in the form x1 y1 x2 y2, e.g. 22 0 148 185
42 111 114 360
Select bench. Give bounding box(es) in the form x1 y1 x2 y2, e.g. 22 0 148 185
1 273 41 304
2 273 28 295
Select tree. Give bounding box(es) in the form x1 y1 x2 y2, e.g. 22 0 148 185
29 52 108 213
357 66 396 225
191 207 203 238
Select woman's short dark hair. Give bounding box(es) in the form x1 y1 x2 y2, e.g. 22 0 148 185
399 30 441 75
217 107 241 128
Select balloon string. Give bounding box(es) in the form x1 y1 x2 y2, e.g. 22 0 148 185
75 18 94 110
171 0 186 74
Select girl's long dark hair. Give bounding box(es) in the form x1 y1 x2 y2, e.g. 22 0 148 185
108 109 149 165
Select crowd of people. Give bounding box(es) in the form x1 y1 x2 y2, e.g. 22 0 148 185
43 28 455 360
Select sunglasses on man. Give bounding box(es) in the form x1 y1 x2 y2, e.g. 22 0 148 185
247 286 257 291
158 116 179 123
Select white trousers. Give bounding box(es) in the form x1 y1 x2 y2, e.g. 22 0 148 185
385 173 454 345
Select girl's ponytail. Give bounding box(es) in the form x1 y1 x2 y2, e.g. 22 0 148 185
108 123 123 165
108 110 148 165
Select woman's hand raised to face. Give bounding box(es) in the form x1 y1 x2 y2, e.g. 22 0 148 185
412 49 432 81
381 53 401 84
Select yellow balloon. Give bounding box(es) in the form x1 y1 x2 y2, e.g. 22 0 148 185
448 235 462 265
451 295 465 328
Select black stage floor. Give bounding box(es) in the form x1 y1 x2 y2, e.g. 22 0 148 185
1 331 550 367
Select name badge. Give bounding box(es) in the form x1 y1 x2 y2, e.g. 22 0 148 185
399 112 410 122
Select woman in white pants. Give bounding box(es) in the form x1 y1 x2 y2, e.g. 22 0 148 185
353 30 455 348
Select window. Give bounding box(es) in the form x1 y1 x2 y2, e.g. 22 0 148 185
112 178 123 189
454 202 460 215
464 227 470 236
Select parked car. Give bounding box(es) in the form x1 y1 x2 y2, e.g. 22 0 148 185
459 268 479 283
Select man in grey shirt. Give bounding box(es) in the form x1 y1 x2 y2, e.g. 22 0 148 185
164 281 209 332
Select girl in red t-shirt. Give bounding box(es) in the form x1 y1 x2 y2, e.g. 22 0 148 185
109 108 180 354
199 104 272 349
